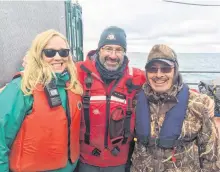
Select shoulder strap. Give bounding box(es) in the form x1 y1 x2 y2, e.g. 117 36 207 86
135 89 151 145
158 84 189 148
122 75 142 144
80 64 93 144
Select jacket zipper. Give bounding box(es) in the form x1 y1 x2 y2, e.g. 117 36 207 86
66 91 72 162
104 94 111 148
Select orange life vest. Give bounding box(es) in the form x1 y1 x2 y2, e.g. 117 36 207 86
9 84 82 172
77 59 145 167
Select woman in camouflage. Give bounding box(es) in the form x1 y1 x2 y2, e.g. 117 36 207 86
131 44 219 172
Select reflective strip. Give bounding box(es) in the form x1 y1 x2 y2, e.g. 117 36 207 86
111 95 126 104
90 95 126 104
90 96 106 101
128 66 133 76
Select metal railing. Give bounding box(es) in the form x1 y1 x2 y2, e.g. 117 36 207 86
65 0 84 61
163 0 220 6
180 71 220 85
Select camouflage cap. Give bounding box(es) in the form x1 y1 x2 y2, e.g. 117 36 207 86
146 44 178 68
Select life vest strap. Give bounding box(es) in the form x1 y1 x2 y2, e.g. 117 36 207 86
122 105 132 144
122 78 141 144
138 134 197 149
152 138 184 149
81 64 93 145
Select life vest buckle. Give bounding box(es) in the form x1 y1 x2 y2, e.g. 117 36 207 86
85 76 92 88
111 146 120 156
126 110 132 116
92 148 101 157
82 95 90 108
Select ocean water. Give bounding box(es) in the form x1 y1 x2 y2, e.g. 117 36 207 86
127 52 220 88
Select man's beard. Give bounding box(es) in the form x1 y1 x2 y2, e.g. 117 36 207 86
101 56 123 71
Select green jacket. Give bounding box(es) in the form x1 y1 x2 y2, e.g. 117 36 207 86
0 73 78 172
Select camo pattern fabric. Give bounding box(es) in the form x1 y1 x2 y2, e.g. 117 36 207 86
131 83 220 172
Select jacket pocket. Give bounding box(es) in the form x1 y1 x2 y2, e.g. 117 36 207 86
109 107 125 145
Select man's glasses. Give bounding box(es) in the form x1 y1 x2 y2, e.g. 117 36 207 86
102 46 124 55
146 66 174 73
42 49 70 58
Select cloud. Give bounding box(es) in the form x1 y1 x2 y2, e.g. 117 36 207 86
78 0 220 53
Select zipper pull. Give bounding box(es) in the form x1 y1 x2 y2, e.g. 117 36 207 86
106 95 111 103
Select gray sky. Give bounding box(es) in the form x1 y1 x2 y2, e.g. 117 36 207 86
78 0 220 53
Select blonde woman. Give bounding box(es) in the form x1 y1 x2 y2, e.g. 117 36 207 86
0 29 83 172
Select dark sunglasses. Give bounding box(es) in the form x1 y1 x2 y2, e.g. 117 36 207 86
146 66 174 73
42 49 70 58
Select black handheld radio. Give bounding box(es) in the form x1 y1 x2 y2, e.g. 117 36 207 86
44 79 62 108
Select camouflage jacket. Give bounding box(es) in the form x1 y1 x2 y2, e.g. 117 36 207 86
131 84 219 172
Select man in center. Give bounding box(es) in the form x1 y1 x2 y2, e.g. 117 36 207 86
76 26 146 172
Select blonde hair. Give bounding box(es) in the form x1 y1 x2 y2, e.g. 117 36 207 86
21 29 83 95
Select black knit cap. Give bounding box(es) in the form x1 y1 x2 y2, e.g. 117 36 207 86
98 26 127 51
